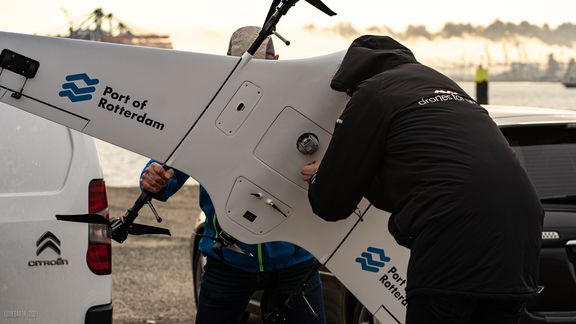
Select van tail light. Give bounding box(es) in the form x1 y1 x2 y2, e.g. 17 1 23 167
87 179 111 275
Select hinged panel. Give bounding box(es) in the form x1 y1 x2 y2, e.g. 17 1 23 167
216 81 263 135
254 106 331 189
225 177 292 235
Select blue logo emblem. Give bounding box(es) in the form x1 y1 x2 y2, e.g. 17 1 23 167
355 247 390 273
59 73 99 102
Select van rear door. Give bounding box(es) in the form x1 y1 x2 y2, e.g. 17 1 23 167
0 103 111 324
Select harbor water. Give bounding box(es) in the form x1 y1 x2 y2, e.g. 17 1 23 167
97 81 576 187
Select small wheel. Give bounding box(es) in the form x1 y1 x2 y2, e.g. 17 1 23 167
352 302 382 324
194 252 207 304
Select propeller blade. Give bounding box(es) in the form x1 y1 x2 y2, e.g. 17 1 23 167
305 0 336 16
56 214 109 225
128 223 171 236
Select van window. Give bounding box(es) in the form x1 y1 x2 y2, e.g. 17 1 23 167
0 104 72 194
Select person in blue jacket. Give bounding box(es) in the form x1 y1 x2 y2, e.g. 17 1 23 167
140 26 325 324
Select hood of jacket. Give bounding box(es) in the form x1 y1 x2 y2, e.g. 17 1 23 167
331 35 418 94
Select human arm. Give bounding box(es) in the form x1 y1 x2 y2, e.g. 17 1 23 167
140 160 190 201
388 215 413 249
305 83 389 221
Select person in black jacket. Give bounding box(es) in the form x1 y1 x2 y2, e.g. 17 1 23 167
301 35 543 324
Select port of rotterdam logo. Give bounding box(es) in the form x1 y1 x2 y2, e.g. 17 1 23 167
58 72 166 131
355 247 408 307
59 73 99 102
355 246 390 273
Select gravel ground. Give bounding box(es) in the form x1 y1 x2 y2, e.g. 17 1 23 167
108 186 200 324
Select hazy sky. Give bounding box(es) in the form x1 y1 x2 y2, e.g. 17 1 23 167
1 0 575 57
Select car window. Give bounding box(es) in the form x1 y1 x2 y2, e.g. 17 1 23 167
0 103 72 194
501 124 576 199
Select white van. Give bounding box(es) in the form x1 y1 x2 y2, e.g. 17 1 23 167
0 102 112 324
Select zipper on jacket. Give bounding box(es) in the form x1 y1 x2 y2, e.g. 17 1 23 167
257 244 264 272
212 213 218 239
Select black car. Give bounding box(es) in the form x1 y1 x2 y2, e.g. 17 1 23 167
190 105 576 324
498 110 576 324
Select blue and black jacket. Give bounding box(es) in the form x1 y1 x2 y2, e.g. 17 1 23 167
142 160 314 272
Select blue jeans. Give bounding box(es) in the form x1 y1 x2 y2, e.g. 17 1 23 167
196 256 326 324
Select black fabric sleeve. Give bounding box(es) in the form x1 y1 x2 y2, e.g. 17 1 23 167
388 215 413 249
308 82 388 221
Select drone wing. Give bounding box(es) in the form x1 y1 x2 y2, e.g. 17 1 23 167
0 31 239 163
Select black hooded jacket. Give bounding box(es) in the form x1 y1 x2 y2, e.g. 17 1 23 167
309 35 543 299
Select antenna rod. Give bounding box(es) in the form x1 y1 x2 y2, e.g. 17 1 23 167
247 0 299 56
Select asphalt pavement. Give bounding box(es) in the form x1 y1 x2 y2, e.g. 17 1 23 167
109 186 198 324
109 186 262 324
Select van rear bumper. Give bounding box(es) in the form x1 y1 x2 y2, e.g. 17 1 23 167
85 303 113 324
